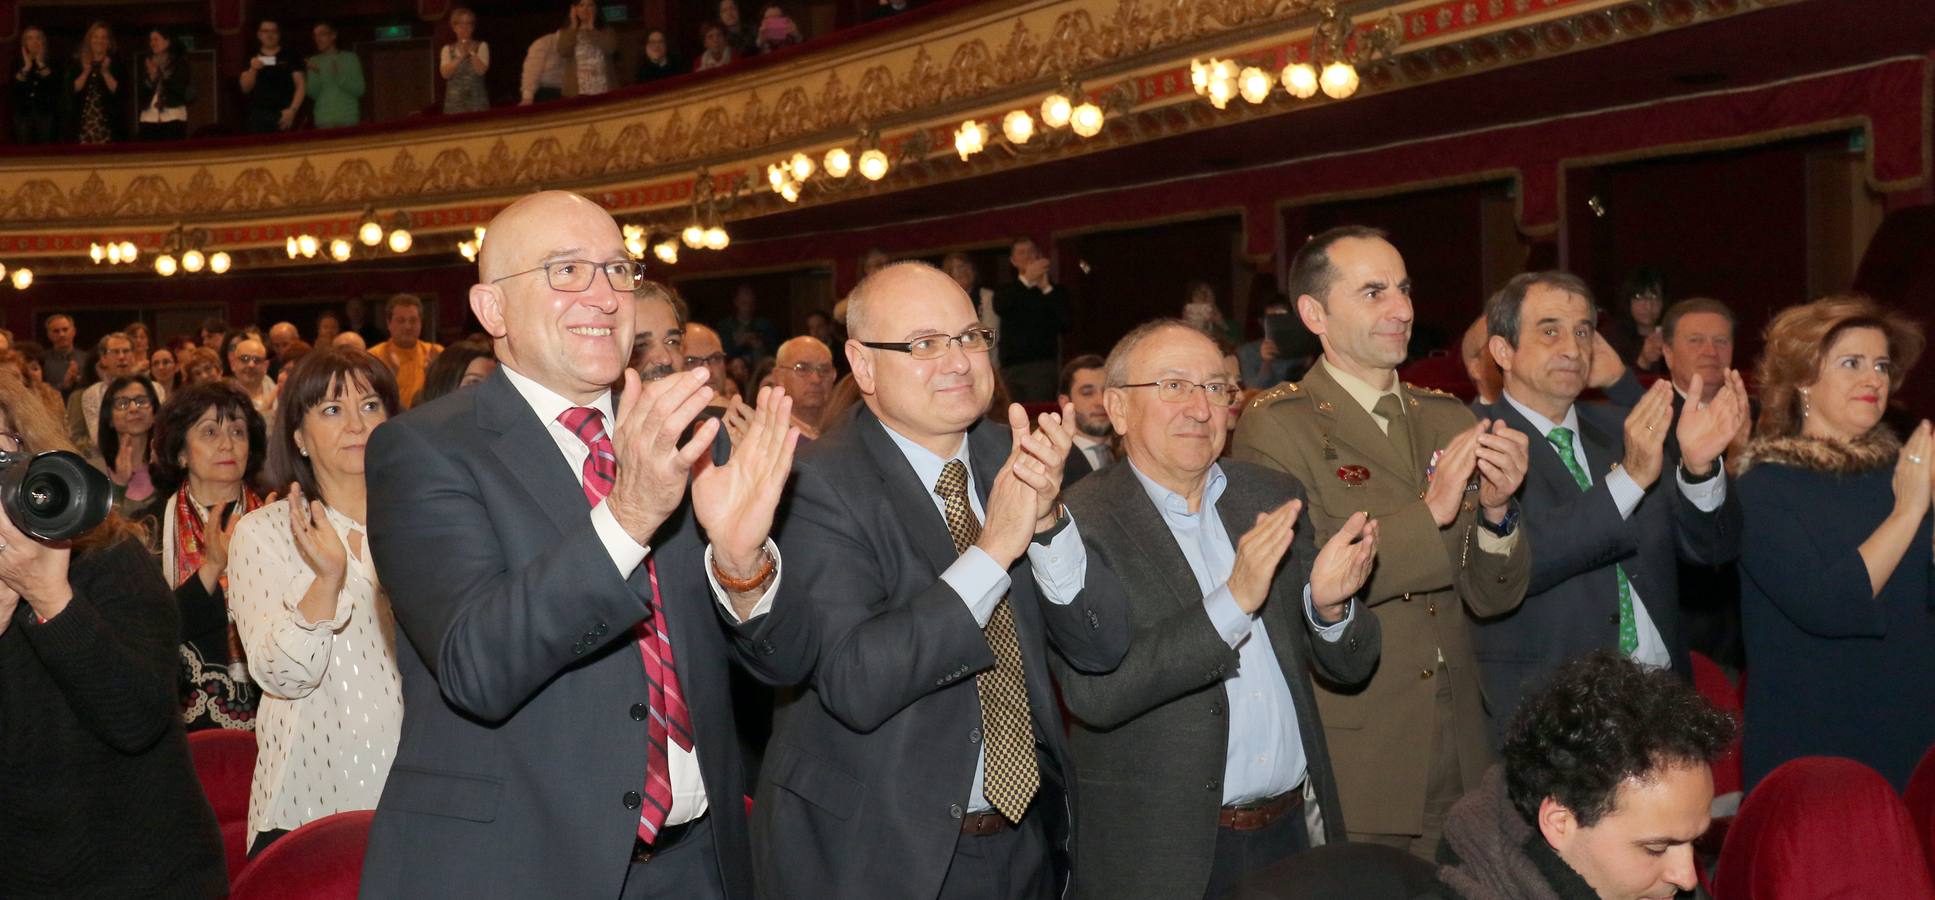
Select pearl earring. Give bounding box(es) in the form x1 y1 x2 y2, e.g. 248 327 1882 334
1799 387 1810 418
298 446 309 457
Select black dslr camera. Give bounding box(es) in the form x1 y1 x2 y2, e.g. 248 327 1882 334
0 449 113 541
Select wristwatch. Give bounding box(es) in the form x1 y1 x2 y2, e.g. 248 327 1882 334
1032 502 1072 545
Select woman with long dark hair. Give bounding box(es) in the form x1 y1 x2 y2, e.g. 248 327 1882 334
137 28 191 140
94 374 161 518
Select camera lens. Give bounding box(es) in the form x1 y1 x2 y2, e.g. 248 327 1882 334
23 472 70 517
0 450 111 541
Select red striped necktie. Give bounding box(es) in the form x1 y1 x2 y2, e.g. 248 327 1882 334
557 406 695 843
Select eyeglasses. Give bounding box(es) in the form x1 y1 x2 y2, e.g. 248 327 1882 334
1117 379 1241 408
787 362 835 378
684 351 727 370
859 327 996 361
491 258 642 293
112 395 154 411
234 354 266 366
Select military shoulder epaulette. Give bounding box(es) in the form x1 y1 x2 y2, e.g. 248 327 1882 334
1404 382 1460 402
1248 381 1305 410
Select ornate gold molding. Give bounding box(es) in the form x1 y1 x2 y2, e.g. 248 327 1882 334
0 0 1800 268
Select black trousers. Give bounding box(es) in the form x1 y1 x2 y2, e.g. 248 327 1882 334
12 111 56 143
139 120 188 141
245 107 283 134
1205 807 1312 900
620 816 726 899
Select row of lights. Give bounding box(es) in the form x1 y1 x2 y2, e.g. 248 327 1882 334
94 234 233 277
765 142 891 203
1191 56 1359 108
0 261 30 290
288 211 414 263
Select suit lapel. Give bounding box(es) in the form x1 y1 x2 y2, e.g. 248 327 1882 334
1303 365 1417 490
477 369 597 540
854 408 961 577
1488 399 1577 497
1576 410 1623 480
1093 463 1206 613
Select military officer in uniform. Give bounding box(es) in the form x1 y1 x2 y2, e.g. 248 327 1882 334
1231 226 1532 860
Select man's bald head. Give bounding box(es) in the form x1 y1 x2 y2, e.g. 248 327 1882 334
776 335 829 368
477 191 620 282
776 335 834 424
845 261 967 341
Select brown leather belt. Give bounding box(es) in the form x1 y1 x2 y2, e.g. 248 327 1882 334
1218 790 1303 831
960 811 1010 836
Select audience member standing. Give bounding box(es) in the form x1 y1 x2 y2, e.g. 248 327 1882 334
306 22 364 129
180 346 225 385
682 323 732 402
368 294 445 408
343 297 388 348
944 252 1000 370
67 331 136 457
267 321 300 379
439 7 490 114
11 341 67 418
716 0 758 55
1472 272 1746 743
153 382 270 732
11 27 59 143
635 29 681 82
1231 226 1531 860
95 375 161 517
754 5 802 53
240 19 305 133
520 0 615 105
772 336 833 437
414 337 496 407
1051 321 1381 899
230 348 403 857
0 372 229 899
361 191 804 898
67 22 121 144
1734 295 1935 792
150 346 181 396
693 22 734 71
1182 281 1241 348
1603 267 1667 375
993 238 1071 403
229 334 276 416
1056 354 1111 482
137 29 191 140
1237 298 1301 391
124 322 153 375
39 315 82 396
314 310 345 346
715 285 777 365
752 262 1125 899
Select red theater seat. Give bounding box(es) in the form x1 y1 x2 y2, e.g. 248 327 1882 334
1688 652 1743 798
1712 756 1935 900
228 809 375 900
1906 743 1935 885
187 729 257 882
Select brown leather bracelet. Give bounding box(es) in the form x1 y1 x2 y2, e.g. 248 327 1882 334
712 548 775 593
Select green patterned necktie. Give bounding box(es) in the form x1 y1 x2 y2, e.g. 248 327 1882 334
1545 427 1639 655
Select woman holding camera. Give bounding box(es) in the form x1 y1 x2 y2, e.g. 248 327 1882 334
0 372 228 897
95 375 160 517
151 382 269 732
230 348 402 856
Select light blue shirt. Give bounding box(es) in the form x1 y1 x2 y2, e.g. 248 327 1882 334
1501 391 1726 669
1126 460 1352 805
879 423 1085 814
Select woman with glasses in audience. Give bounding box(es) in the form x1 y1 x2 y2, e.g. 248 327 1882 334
95 375 161 518
0 371 228 898
230 347 402 857
414 337 496 407
152 382 270 732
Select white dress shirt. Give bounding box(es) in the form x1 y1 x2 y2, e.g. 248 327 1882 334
1501 391 1726 669
1072 433 1112 472
503 364 784 827
878 422 1085 813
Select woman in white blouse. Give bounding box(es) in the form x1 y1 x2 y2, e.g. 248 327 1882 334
230 347 403 856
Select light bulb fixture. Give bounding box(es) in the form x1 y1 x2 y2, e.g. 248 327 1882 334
1281 61 1319 99
1206 77 1234 109
1069 102 1105 138
209 252 231 274
473 226 486 243
954 119 989 160
358 215 384 247
653 240 679 265
858 148 890 181
767 162 787 191
458 239 479 262
286 236 300 259
622 225 648 258
1190 59 1210 95
788 152 815 183
682 224 706 248
1002 109 1035 145
823 147 852 178
297 234 320 258
387 229 413 253
181 248 205 273
702 226 729 251
1040 93 1073 129
118 240 136 262
154 254 179 277
329 238 353 261
1319 61 1359 99
1239 66 1273 105
779 181 801 203
9 268 30 290
106 242 125 265
89 243 106 264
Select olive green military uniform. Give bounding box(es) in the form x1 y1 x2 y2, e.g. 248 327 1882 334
1231 360 1530 855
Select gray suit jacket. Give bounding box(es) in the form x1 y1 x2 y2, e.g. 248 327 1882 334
359 368 810 899
1051 459 1380 899
1468 395 1740 743
752 404 1130 899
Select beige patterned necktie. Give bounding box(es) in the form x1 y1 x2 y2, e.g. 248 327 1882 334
935 459 1040 822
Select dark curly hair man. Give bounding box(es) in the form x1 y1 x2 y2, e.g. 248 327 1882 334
1436 652 1734 900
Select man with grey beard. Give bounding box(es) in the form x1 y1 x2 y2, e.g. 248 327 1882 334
1057 354 1111 487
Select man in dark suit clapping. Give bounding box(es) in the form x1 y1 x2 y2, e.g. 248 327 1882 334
752 261 1128 899
1050 320 1383 899
362 191 807 899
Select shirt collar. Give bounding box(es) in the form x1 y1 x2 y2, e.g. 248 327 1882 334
501 364 616 435
1321 357 1404 417
1072 433 1106 451
879 420 970 495
1501 388 1578 439
1126 458 1226 522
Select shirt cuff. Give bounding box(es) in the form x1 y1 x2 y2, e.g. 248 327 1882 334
1204 585 1253 648
1025 516 1085 606
1475 524 1520 556
707 539 782 622
943 546 1012 628
592 499 649 578
1303 583 1353 642
1606 467 1644 519
287 576 356 632
1676 465 1728 512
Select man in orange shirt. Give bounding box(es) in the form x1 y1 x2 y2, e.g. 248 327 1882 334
368 293 444 407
